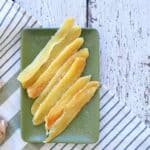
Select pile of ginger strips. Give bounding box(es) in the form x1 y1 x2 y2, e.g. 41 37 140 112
17 18 100 143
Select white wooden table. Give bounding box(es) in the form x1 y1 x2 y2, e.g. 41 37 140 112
15 0 150 123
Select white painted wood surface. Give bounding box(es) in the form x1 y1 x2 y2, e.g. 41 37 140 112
88 0 150 123
15 0 150 122
15 0 87 27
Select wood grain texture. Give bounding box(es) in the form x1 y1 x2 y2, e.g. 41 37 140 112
88 0 150 122
15 0 87 27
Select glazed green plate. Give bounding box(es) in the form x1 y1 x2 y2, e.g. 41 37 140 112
20 28 100 143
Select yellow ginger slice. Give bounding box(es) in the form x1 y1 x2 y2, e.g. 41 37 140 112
45 75 91 129
17 18 74 87
27 38 84 98
31 48 89 115
44 81 100 143
19 26 81 88
33 57 86 125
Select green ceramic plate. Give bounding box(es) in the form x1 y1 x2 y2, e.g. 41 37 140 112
20 28 100 143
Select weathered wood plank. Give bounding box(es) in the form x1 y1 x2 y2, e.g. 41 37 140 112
15 0 87 27
89 0 150 121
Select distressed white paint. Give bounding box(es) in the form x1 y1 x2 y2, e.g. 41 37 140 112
88 0 150 122
15 0 150 122
15 0 87 27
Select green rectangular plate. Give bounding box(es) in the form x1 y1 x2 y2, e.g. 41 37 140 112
21 28 100 143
